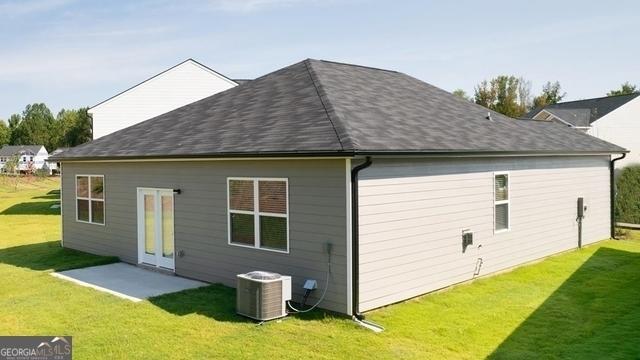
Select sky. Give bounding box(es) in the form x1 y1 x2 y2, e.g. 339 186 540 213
0 0 638 119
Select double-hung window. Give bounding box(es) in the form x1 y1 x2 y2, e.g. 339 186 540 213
76 175 105 225
228 178 289 253
494 172 510 232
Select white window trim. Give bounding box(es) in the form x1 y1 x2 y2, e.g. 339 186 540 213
493 171 510 233
227 177 289 254
75 174 105 226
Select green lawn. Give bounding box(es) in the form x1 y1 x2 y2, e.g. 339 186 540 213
2 177 640 359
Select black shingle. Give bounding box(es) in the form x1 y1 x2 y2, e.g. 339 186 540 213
57 59 626 160
526 93 640 126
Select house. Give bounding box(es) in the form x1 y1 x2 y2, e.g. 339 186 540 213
47 148 69 174
89 59 241 139
0 145 52 173
526 93 640 168
53 59 627 316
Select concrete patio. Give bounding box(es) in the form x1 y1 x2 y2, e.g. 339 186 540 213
51 262 207 301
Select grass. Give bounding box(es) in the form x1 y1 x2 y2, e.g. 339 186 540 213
2 177 640 359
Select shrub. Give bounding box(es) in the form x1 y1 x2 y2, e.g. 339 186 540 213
615 165 640 224
35 169 49 178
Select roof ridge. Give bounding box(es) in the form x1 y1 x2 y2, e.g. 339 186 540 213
550 92 640 106
317 59 399 74
304 60 354 151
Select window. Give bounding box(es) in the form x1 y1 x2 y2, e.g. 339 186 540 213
29 156 33 162
22 157 26 162
76 175 104 225
228 178 288 252
494 173 509 232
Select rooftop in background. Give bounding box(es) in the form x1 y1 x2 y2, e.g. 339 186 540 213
89 58 239 110
0 145 45 156
526 93 640 127
55 59 626 161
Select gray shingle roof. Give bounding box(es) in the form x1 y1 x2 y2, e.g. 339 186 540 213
56 59 626 160
0 145 44 157
526 93 640 126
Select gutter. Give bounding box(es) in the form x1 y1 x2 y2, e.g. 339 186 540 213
610 153 627 239
350 157 383 332
50 149 627 163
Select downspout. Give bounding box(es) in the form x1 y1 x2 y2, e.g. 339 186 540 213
610 153 627 239
350 157 383 332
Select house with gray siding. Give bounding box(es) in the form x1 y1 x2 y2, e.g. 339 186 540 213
53 59 627 317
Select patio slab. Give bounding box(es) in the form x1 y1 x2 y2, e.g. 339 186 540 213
51 262 207 302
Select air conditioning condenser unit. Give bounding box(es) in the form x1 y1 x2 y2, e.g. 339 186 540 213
236 271 292 321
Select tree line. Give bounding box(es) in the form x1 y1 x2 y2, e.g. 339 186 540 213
453 80 639 118
0 103 92 152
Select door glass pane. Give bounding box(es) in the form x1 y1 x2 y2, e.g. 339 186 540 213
230 213 254 245
144 194 155 255
161 195 174 258
260 216 287 251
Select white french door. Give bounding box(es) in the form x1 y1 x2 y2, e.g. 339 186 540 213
137 188 175 270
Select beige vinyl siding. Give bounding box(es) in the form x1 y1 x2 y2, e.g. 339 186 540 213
357 156 610 311
61 159 349 313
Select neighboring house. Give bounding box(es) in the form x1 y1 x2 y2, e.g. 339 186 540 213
0 145 52 173
47 148 69 174
526 93 640 167
89 59 241 139
53 59 626 316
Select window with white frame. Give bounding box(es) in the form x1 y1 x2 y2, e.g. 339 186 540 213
76 175 105 225
494 173 509 231
228 178 288 252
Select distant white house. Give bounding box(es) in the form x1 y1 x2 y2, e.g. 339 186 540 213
89 59 242 139
0 145 53 173
527 93 640 168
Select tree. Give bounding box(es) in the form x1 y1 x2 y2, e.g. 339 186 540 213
518 77 532 112
473 76 529 118
607 82 639 96
474 80 495 108
53 109 79 149
615 165 640 224
4 154 19 174
8 114 21 145
533 81 565 109
64 107 93 146
11 104 56 150
0 120 10 146
452 89 471 101
5 104 93 151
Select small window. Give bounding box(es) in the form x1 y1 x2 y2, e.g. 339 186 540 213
228 178 288 252
29 156 33 162
494 173 509 232
76 175 105 225
22 157 26 162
